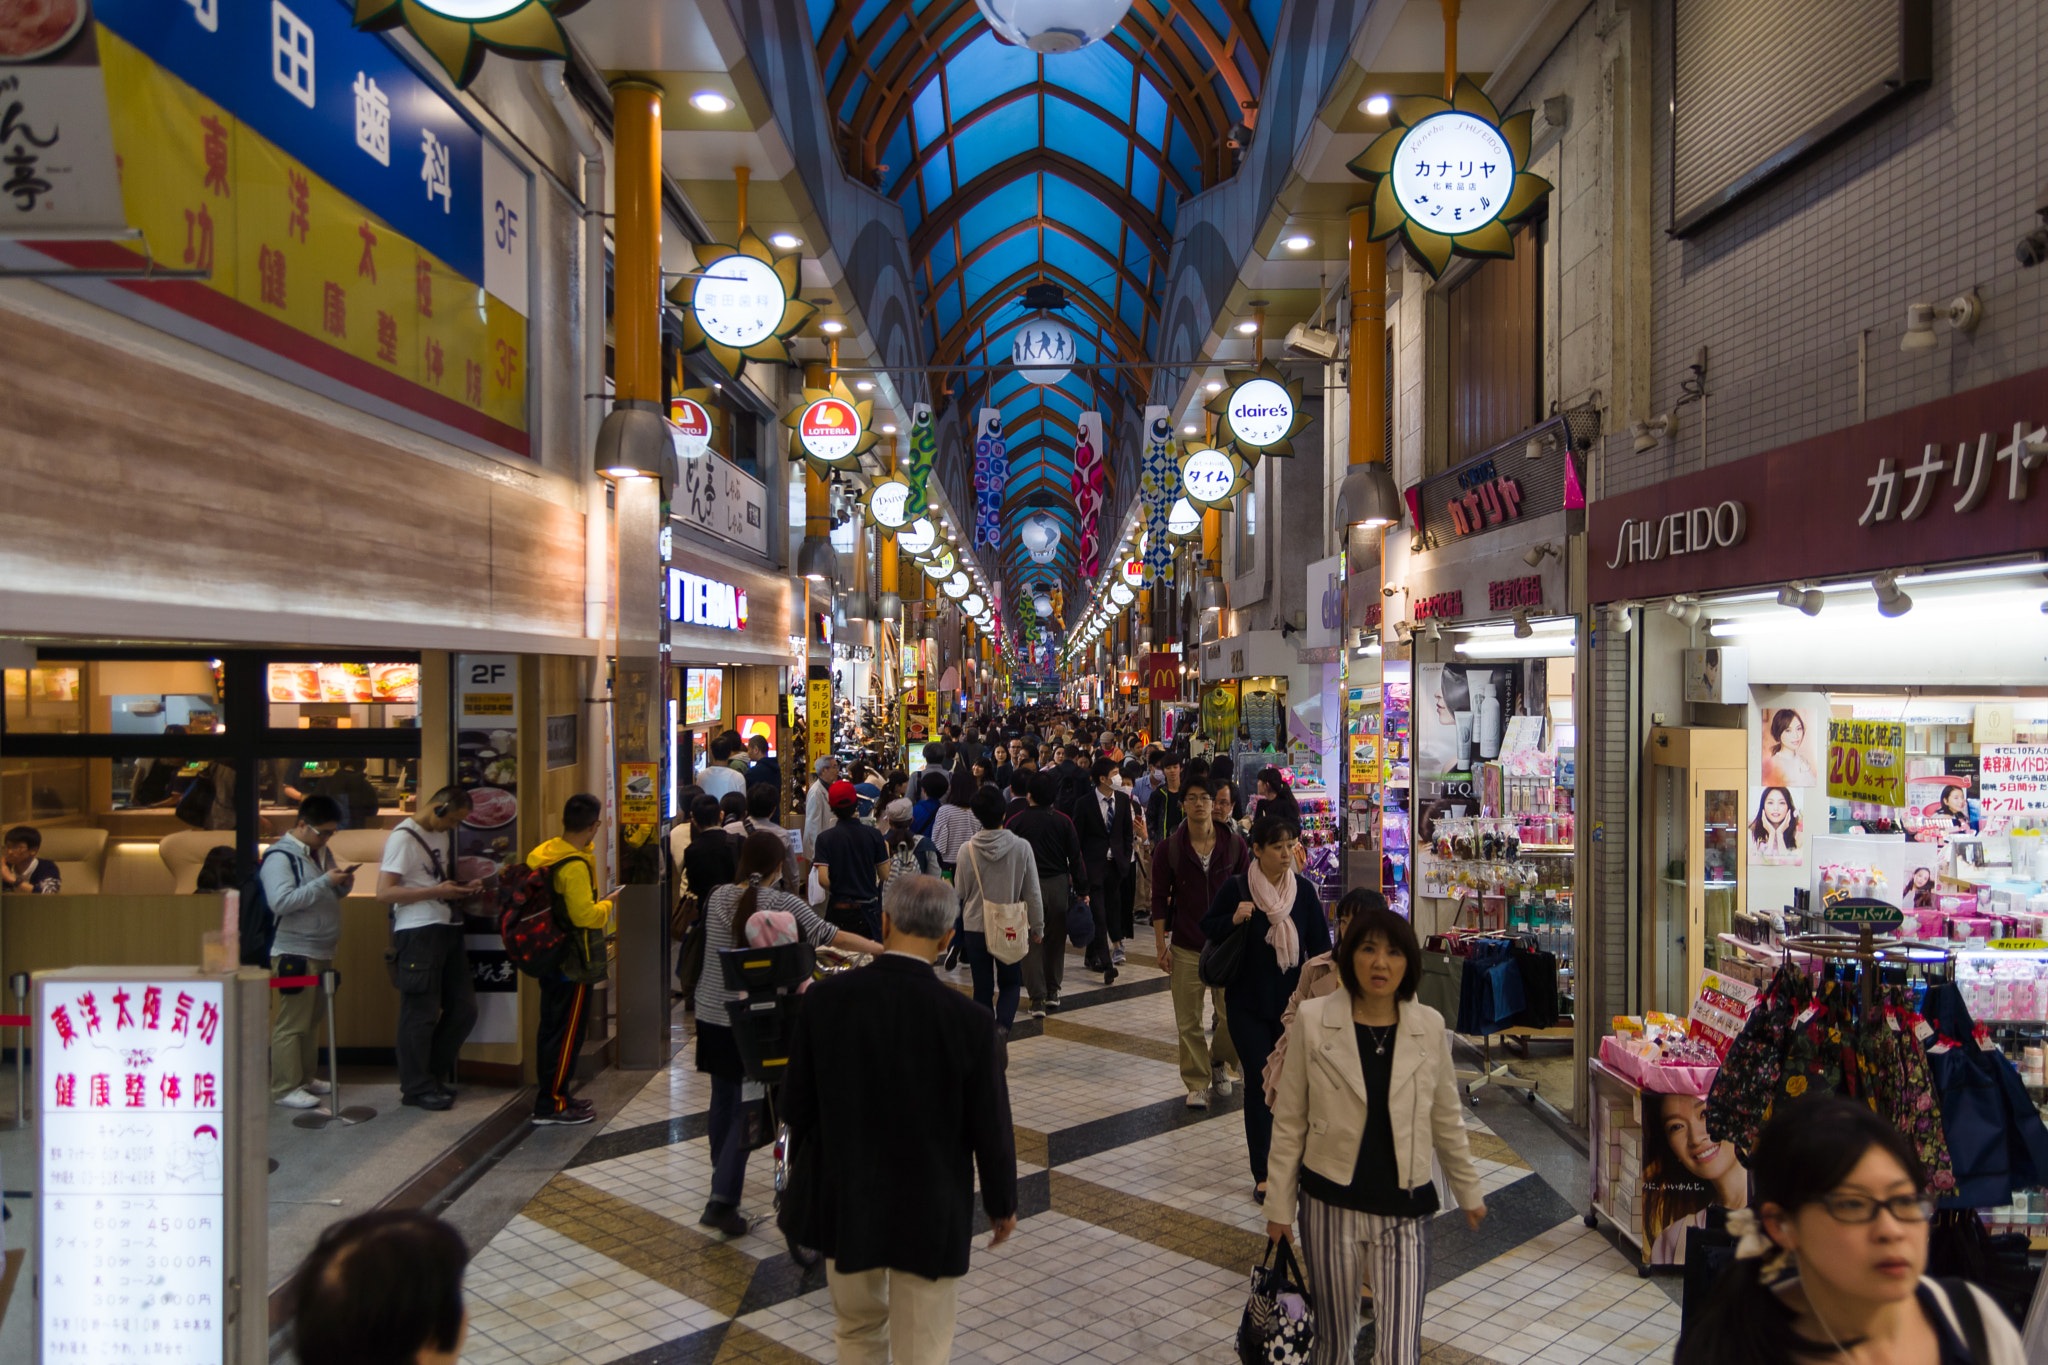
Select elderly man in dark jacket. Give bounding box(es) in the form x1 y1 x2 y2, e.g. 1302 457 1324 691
1150 778 1248 1107
780 873 1017 1365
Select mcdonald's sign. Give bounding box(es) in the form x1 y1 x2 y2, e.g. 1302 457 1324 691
1143 652 1181 701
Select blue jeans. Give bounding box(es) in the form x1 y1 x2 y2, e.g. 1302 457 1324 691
706 1071 749 1207
964 930 1022 1030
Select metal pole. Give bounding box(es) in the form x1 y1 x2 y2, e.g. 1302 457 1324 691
9 971 26 1129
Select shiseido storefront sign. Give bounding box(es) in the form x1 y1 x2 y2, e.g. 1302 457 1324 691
1588 364 2048 602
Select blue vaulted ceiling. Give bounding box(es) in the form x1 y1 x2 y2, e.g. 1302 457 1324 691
808 1 1278 602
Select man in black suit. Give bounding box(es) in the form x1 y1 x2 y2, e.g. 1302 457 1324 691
780 874 1017 1365
1069 757 1137 983
1050 743 1090 815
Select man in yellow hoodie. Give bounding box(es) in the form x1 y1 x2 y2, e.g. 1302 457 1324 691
526 793 614 1126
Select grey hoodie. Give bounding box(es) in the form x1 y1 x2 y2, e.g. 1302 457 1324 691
954 827 1044 936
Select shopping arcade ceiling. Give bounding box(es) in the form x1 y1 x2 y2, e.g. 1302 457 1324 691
806 0 1279 600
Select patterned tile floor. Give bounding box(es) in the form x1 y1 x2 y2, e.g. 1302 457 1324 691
457 946 1681 1365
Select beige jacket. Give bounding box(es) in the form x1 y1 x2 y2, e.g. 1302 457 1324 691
1264 993 1484 1226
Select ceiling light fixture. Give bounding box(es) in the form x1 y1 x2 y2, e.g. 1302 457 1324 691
1183 424 1199 435
1204 380 1223 393
1361 94 1391 116
854 380 874 391
1236 320 1259 334
1901 293 1981 354
880 423 898 434
819 319 845 334
769 232 802 250
1423 619 1442 643
1775 581 1826 615
1631 413 1676 453
1607 603 1634 634
1282 234 1312 251
1522 541 1559 568
690 91 731 113
1512 609 1534 639
1874 570 1914 617
1665 596 1703 627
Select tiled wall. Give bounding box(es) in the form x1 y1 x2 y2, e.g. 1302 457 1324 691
1606 0 2048 496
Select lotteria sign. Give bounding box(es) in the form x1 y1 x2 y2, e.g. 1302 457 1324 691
798 398 863 463
668 569 749 631
1225 379 1295 449
670 397 712 461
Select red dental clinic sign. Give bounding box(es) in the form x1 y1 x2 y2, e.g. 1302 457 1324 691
1588 364 2048 602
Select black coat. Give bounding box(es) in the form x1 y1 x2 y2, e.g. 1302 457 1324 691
1069 786 1135 884
1050 760 1091 816
1197 871 1333 1022
779 954 1017 1280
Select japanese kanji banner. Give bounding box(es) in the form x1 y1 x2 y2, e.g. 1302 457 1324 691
907 403 936 514
974 409 1006 550
1141 406 1175 585
1072 410 1105 578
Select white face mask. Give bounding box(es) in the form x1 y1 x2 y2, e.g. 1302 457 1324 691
1111 774 1125 789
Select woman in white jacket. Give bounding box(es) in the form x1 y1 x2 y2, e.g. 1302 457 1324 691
953 786 1043 1033
1264 904 1487 1365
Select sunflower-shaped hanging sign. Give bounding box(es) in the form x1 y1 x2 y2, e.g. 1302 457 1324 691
1346 77 1551 279
353 0 587 88
671 227 816 373
781 378 879 475
1177 439 1251 510
1205 360 1311 459
859 473 917 530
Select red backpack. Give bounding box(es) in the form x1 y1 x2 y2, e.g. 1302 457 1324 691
497 856 584 978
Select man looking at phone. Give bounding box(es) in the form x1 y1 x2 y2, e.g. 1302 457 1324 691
377 787 481 1111
524 793 614 1126
266 795 355 1110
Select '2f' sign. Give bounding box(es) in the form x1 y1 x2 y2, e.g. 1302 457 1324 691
469 662 509 685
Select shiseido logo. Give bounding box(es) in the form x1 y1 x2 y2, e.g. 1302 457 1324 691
1605 501 1747 570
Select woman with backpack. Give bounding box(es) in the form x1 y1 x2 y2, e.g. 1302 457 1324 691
690 832 882 1239
881 799 942 880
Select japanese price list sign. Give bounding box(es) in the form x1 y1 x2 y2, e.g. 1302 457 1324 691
1978 745 2048 832
40 978 228 1365
1826 719 1906 807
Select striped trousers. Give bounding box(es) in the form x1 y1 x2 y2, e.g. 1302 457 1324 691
1299 1193 1431 1365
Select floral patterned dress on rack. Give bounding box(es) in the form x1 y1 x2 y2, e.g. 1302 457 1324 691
1882 984 1957 1193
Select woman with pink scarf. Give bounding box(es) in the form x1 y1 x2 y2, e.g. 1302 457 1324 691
1199 812 1334 1204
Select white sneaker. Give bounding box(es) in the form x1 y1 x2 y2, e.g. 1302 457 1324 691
303 1078 333 1095
1185 1091 1209 1109
275 1088 321 1109
1214 1072 1237 1097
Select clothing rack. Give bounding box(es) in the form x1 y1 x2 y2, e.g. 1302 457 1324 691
1436 925 1542 1106
1778 923 1953 1017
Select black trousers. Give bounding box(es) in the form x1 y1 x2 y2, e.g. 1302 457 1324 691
1085 862 1123 970
393 924 478 1099
1022 873 1069 1002
534 976 590 1115
1226 1009 1284 1183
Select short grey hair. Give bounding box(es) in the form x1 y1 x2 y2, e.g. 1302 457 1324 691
883 873 956 940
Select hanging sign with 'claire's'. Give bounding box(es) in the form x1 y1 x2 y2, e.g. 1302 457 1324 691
1206 361 1311 459
1346 77 1551 279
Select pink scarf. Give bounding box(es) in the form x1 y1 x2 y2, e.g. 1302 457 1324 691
1247 860 1300 971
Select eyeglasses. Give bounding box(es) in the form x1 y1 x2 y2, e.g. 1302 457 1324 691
1818 1193 1933 1225
302 825 339 840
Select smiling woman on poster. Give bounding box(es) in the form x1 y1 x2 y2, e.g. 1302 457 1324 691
1760 709 1817 789
1645 1091 1750 1264
1749 787 1803 866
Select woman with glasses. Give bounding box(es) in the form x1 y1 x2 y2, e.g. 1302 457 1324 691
1678 1096 2025 1365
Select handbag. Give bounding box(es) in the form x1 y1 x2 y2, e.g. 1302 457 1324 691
964 845 1032 964
1066 890 1096 948
1236 1238 1315 1365
1199 913 1253 989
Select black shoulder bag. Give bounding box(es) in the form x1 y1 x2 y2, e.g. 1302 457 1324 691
1198 879 1255 989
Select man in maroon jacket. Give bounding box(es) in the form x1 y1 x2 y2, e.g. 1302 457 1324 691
1150 779 1247 1108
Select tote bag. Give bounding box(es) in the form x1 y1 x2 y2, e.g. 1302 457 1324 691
1236 1238 1315 1365
964 844 1032 964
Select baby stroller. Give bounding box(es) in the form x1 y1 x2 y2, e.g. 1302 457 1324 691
718 939 869 1268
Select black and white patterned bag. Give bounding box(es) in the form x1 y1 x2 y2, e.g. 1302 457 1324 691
1237 1238 1316 1365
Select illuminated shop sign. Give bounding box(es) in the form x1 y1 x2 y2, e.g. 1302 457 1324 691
667 569 748 630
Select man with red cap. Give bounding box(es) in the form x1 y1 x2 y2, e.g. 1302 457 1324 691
814 778 892 938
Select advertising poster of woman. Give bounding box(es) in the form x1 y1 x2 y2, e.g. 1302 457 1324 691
1642 1090 1749 1265
1758 708 1818 789
1414 663 1528 781
1747 785 1804 866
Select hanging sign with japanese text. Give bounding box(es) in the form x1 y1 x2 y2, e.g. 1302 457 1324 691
456 653 520 1043
1826 719 1906 807
0 23 130 239
673 452 769 556
1978 745 2048 832
30 3 532 454
39 974 230 1365
806 678 832 761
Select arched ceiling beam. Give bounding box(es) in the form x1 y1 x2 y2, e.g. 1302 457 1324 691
886 82 1194 207
919 219 1156 327
909 149 1168 264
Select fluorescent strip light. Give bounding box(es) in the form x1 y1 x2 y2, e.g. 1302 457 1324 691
1710 587 2044 638
1896 561 2048 587
1455 636 1578 659
1451 617 1576 638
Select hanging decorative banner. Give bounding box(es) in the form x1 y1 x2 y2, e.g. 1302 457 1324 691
906 404 937 514
974 409 1008 549
782 379 878 472
1141 406 1176 586
1020 509 1064 564
1345 76 1552 279
352 0 583 88
1072 410 1105 578
669 227 816 374
1178 440 1250 509
861 473 916 529
1206 361 1312 459
669 391 714 463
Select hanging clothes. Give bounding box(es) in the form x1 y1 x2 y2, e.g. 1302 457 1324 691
1705 959 1804 1150
1921 982 2048 1209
